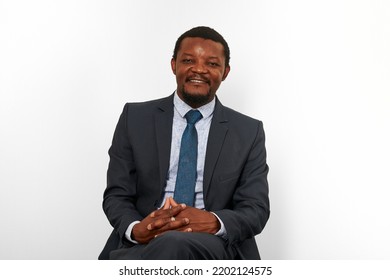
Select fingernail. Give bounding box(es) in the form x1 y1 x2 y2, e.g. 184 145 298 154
181 203 186 208
171 217 176 221
187 228 192 232
147 224 152 230
184 218 189 224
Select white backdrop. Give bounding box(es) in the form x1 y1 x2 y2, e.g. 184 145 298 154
0 0 389 259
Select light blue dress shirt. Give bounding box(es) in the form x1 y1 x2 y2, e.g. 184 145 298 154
162 92 214 209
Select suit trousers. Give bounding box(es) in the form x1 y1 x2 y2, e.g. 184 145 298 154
109 231 235 260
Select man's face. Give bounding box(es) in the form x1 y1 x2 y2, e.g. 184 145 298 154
171 37 230 108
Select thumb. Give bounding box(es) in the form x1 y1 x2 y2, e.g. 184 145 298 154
169 197 184 208
162 197 172 209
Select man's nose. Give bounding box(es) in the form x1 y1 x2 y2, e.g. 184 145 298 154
191 62 207 73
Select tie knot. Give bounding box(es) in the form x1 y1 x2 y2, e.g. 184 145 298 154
185 110 202 124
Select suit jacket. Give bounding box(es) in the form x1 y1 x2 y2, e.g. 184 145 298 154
99 94 270 259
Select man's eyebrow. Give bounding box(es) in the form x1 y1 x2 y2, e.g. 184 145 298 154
180 53 222 61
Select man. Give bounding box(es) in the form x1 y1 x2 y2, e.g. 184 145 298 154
99 26 270 260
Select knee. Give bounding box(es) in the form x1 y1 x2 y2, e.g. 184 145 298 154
143 231 196 259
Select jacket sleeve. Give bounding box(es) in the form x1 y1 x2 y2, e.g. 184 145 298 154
102 104 143 240
214 121 270 246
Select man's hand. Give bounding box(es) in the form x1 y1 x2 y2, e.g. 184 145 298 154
132 197 221 244
131 199 189 244
168 197 221 234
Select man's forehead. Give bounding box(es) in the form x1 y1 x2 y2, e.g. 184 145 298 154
178 37 225 53
180 37 223 46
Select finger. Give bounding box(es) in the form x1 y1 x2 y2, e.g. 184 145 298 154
158 218 190 232
154 227 192 239
168 204 186 217
162 197 172 210
175 227 193 233
168 197 178 207
150 203 186 219
151 207 171 218
165 228 193 234
169 197 186 209
148 216 185 231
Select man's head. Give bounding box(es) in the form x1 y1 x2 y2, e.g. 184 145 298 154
173 26 230 67
171 26 231 108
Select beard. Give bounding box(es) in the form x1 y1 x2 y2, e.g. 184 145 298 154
180 87 214 108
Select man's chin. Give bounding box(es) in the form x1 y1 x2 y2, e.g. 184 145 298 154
181 90 213 108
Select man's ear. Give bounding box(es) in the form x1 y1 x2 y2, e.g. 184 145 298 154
171 58 176 75
222 65 230 81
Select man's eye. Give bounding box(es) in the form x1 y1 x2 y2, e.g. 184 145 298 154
182 59 193 63
209 62 220 67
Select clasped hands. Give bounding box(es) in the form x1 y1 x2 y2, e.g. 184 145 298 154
132 197 220 244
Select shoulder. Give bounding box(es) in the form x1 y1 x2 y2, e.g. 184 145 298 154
223 106 261 124
121 95 173 117
216 99 264 131
124 95 172 111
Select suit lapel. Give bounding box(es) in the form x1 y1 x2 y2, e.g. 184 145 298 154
154 95 174 190
203 98 228 206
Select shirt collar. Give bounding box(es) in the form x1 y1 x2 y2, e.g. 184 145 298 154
173 91 215 119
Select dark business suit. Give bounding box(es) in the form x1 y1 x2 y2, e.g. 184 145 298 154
100 94 270 259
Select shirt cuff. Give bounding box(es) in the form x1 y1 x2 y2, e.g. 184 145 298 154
211 212 228 240
125 221 141 244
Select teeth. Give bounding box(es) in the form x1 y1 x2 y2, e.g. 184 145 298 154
190 79 206 83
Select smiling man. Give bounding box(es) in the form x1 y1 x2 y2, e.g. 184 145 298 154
100 26 270 260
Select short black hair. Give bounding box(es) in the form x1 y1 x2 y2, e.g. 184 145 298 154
173 26 230 67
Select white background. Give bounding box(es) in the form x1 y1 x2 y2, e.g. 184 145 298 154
0 0 389 259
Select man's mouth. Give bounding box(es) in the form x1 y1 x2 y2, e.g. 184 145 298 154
186 76 209 84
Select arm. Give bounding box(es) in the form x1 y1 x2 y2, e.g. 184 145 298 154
213 121 270 245
103 104 142 239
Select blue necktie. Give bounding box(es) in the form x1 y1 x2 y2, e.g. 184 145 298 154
174 110 203 206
